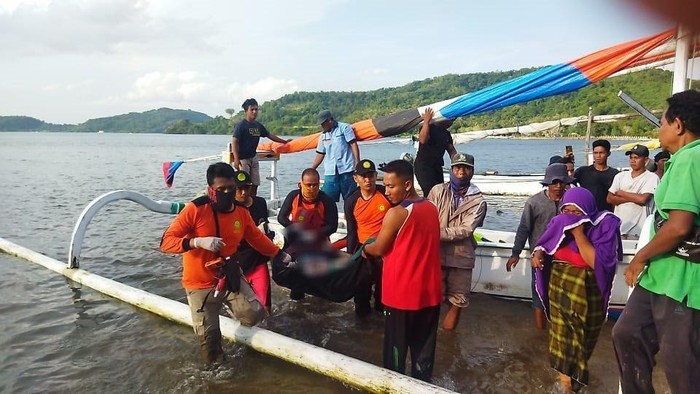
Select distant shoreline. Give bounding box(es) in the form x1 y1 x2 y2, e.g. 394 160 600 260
489 135 655 141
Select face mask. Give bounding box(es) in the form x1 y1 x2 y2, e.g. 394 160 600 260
208 186 235 213
449 172 471 192
300 184 319 201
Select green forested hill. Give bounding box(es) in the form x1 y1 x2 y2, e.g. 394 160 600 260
166 68 688 137
0 108 211 133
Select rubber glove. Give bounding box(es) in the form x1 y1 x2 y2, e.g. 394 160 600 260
193 237 225 253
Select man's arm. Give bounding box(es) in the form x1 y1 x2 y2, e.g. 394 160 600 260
446 143 457 159
311 153 325 170
418 108 433 144
625 209 696 285
160 204 195 253
440 199 487 241
244 211 282 257
349 140 360 166
277 192 296 227
268 133 290 144
344 192 360 253
363 206 407 257
507 201 534 272
231 136 241 170
319 193 339 238
616 190 653 205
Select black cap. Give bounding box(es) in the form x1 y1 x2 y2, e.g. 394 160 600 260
625 144 650 157
354 159 376 175
317 110 333 125
654 150 671 161
548 155 563 165
451 153 475 167
234 170 253 187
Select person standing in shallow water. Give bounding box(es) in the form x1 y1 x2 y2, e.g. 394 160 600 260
428 153 487 330
414 107 457 197
532 187 623 393
363 160 442 382
506 163 574 330
613 90 700 394
160 163 291 363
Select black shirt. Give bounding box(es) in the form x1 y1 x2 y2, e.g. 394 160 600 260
232 119 270 159
415 125 453 166
574 165 619 212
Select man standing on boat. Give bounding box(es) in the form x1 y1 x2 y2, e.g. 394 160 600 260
232 98 291 196
606 144 659 239
428 153 487 330
160 162 291 363
311 110 360 203
344 159 390 316
414 107 457 197
363 160 442 382
574 139 619 211
506 163 574 329
277 168 338 300
613 90 700 394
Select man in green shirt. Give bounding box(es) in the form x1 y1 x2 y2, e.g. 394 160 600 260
612 90 700 394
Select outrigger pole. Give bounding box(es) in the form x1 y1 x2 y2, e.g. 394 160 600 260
0 237 455 393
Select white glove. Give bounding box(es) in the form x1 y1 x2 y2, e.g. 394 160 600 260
193 237 225 253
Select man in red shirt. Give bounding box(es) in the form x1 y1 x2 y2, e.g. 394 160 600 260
364 160 442 382
345 159 390 315
161 162 291 363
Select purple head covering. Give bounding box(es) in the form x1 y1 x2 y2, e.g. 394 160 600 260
533 187 623 318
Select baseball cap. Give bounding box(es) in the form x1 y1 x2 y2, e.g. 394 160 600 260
625 144 650 157
451 153 474 167
654 150 671 161
234 170 254 187
317 110 333 125
354 159 376 175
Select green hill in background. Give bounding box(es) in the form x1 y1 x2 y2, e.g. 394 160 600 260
167 68 688 137
0 108 211 133
3 69 694 137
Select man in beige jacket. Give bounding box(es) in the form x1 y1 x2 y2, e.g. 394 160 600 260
428 153 487 330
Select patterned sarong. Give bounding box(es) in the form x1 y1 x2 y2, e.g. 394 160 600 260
548 261 604 388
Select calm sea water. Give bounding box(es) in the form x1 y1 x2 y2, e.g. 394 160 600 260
0 132 668 393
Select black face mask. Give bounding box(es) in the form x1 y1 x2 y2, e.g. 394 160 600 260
209 187 235 213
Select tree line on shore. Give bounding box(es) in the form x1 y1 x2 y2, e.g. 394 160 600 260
2 69 694 136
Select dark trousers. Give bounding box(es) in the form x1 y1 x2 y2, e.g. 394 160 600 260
612 285 700 394
414 161 443 197
383 305 440 382
354 256 383 314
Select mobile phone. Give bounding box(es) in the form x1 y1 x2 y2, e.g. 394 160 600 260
565 145 573 155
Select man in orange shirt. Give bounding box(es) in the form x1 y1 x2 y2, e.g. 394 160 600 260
277 168 338 300
161 162 291 363
345 159 390 315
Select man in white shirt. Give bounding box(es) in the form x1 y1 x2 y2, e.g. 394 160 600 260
607 144 660 239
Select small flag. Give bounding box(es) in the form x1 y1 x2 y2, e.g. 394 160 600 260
163 161 184 188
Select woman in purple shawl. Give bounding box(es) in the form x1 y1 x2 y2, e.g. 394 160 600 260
531 187 622 392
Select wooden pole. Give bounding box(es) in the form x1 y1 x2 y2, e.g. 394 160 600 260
0 237 455 394
584 106 593 166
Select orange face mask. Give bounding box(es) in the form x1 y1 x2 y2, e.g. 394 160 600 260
300 183 319 201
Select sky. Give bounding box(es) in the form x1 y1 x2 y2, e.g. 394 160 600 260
0 0 678 124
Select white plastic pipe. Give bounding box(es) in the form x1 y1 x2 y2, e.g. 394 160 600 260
0 237 455 394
